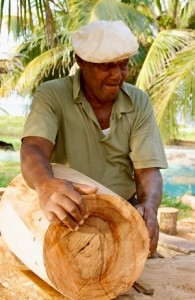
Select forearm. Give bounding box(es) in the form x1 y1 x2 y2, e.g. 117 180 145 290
135 168 163 213
134 167 163 255
20 138 54 191
20 137 97 231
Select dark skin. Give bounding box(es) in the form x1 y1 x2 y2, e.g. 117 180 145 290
21 55 163 255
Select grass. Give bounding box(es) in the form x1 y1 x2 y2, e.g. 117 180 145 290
0 116 25 187
0 161 21 187
161 194 192 219
0 115 25 150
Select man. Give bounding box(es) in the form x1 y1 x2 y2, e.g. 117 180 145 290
21 20 168 256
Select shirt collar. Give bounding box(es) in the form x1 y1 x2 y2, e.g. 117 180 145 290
115 83 134 114
73 69 82 102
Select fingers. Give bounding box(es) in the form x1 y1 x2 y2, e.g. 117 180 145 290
45 210 80 231
45 192 86 230
41 180 97 231
66 189 89 219
135 204 159 255
148 223 159 255
144 217 159 256
72 182 98 195
134 204 144 217
69 182 98 218
62 181 89 220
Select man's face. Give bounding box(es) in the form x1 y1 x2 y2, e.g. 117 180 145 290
79 58 129 104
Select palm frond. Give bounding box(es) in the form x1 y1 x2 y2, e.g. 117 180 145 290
150 40 195 124
0 52 26 96
90 0 156 39
180 0 195 28
0 0 45 33
153 0 163 15
2 15 23 39
67 0 156 41
67 0 97 29
14 46 73 95
136 30 195 91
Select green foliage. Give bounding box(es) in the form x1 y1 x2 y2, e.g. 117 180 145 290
158 14 175 29
178 127 195 141
0 0 45 33
161 194 192 219
0 116 25 150
0 116 24 187
0 0 156 97
0 0 195 143
0 161 21 187
188 14 195 29
15 46 73 95
136 30 195 143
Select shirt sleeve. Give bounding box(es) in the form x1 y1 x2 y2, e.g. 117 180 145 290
22 83 58 144
129 93 168 169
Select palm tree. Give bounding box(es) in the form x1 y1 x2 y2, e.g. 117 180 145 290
136 0 195 142
0 0 157 95
0 0 195 143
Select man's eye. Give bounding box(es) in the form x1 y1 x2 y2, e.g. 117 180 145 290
98 63 111 71
96 61 128 71
119 62 128 69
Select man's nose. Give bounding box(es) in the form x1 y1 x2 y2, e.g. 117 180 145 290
110 66 122 81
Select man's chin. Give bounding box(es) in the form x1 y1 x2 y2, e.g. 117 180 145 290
105 84 120 94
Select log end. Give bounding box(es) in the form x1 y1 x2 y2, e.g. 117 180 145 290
44 194 149 300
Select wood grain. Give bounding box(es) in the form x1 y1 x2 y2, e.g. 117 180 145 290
44 194 149 299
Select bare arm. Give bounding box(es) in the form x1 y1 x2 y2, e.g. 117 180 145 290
21 137 97 230
134 167 163 255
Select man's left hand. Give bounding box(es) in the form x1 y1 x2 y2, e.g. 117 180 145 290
135 203 159 256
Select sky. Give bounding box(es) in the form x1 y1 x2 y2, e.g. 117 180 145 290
0 2 19 56
0 1 29 113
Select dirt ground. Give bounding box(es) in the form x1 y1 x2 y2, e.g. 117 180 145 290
176 211 195 242
139 255 195 300
147 146 195 299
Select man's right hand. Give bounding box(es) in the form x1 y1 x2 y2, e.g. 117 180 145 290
37 178 98 231
21 137 98 231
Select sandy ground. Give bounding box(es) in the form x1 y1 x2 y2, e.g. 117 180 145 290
165 145 195 166
146 146 195 299
176 211 195 242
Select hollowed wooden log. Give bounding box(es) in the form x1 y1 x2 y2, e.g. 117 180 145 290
0 163 149 300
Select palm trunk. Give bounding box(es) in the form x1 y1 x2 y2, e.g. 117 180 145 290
44 0 57 49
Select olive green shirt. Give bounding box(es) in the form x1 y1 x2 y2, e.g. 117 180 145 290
22 69 168 199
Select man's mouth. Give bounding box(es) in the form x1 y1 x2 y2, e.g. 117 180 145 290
105 83 120 87
104 84 120 92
